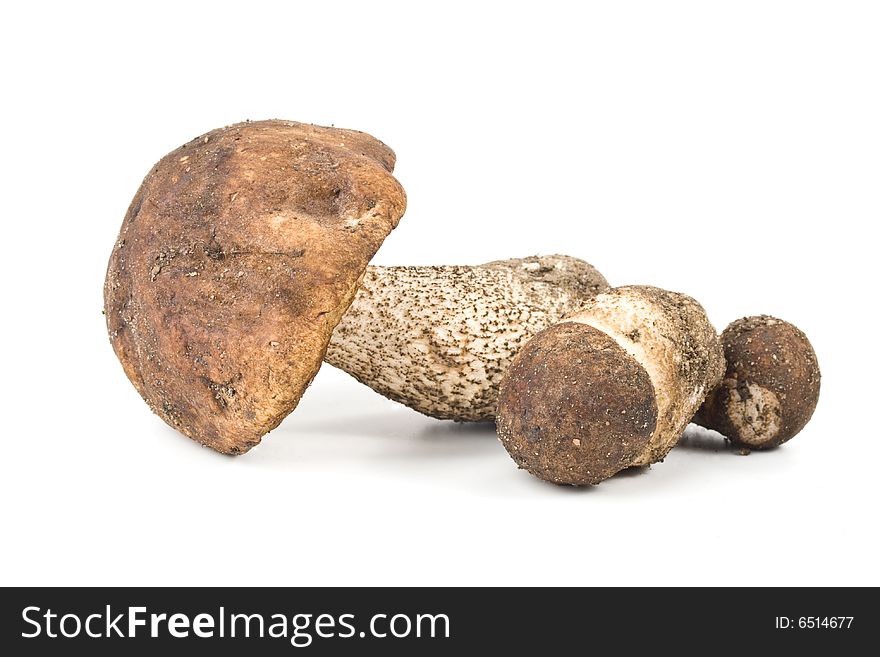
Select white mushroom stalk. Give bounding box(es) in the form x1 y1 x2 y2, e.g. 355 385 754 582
325 255 610 421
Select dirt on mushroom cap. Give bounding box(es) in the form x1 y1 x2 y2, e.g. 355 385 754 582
103 120 407 454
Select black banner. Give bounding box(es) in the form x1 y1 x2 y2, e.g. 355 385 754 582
1 587 873 654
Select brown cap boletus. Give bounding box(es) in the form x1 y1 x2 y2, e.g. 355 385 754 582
104 120 407 454
694 315 820 449
496 286 725 485
326 255 609 421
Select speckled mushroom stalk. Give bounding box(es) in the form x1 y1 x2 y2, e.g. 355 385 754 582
694 315 820 450
325 255 610 421
496 285 725 485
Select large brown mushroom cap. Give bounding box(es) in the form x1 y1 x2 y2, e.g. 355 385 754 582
695 315 820 449
104 120 406 454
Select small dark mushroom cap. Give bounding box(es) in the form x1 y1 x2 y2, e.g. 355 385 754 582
104 120 406 454
496 322 657 485
695 315 820 449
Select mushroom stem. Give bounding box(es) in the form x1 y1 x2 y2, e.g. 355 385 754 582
325 255 610 421
495 285 725 485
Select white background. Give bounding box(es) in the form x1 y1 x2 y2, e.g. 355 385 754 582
2 1 877 586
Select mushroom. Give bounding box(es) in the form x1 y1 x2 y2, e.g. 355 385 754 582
104 120 407 454
495 285 725 485
325 255 610 421
694 315 820 450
